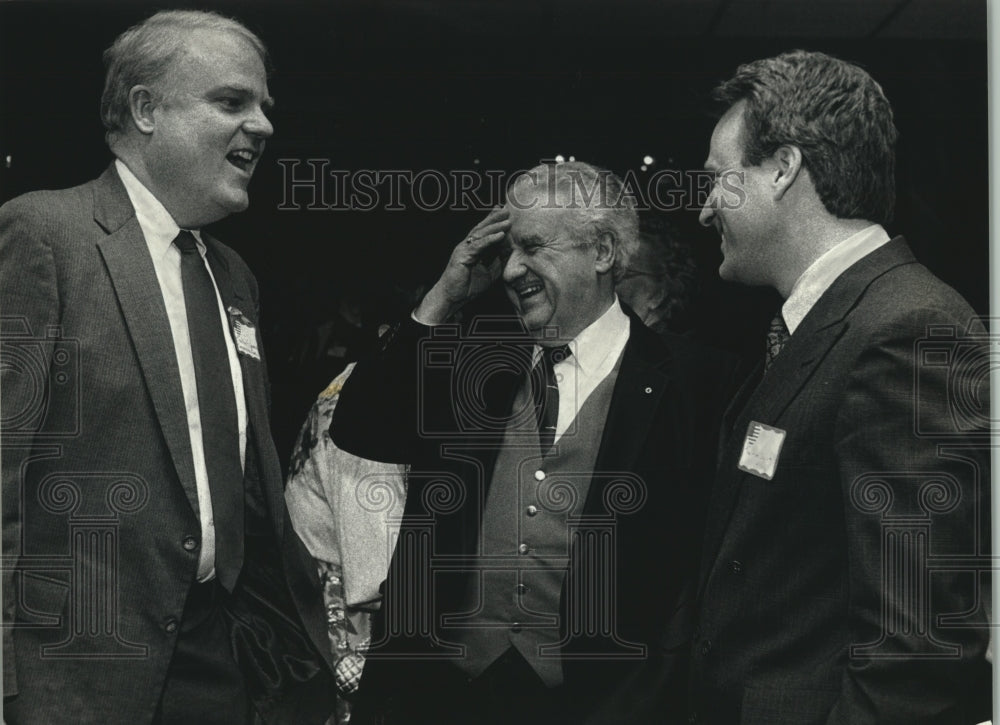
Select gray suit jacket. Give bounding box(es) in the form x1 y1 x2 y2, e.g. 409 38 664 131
0 165 334 723
690 238 991 724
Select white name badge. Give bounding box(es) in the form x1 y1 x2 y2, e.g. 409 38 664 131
738 421 786 480
227 306 261 360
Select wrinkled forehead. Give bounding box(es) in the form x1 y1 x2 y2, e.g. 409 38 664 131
506 186 589 240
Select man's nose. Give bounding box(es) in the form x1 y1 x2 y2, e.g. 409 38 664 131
502 248 526 283
245 106 274 138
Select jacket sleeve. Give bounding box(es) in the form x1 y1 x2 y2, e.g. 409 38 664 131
330 317 430 465
826 308 991 724
0 197 62 699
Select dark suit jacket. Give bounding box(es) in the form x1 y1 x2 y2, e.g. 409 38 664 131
0 165 334 724
332 309 737 723
690 238 991 725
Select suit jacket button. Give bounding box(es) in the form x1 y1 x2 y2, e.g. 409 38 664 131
526 505 538 517
183 536 199 552
511 622 522 633
164 618 178 634
728 560 743 574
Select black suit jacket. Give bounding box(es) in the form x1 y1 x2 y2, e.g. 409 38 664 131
0 165 334 723
690 238 991 724
332 308 737 723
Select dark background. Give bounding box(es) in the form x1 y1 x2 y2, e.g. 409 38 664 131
1 0 988 470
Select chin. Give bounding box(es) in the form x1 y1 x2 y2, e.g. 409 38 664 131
218 191 251 215
519 311 550 336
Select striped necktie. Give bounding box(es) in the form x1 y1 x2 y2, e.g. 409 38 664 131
532 344 571 454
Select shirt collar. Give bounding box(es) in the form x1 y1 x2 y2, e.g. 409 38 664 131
782 224 891 334
536 295 629 375
115 159 203 257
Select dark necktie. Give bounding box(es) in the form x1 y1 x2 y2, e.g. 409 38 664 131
765 310 790 370
532 344 571 454
174 230 244 592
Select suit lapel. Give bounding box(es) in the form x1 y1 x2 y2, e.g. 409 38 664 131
718 361 763 464
697 237 919 595
587 316 670 516
203 239 285 537
93 165 201 515
697 319 846 594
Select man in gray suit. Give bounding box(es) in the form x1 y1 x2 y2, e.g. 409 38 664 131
690 50 991 724
1 10 333 723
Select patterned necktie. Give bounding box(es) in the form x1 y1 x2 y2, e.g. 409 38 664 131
532 344 571 454
174 230 244 592
765 310 790 371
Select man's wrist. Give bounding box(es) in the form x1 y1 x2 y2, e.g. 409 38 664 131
413 286 460 325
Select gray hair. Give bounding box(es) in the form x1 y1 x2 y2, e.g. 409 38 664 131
100 9 269 146
507 161 639 278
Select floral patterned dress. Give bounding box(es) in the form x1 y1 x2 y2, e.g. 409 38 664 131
286 364 407 723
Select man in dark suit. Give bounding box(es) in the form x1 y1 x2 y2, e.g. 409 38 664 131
690 50 991 724
331 161 735 724
1 10 333 723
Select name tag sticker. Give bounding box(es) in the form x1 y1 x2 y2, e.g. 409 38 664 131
227 306 261 360
738 421 786 480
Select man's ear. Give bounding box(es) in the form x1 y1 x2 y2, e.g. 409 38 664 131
127 85 157 135
594 231 615 274
771 144 803 201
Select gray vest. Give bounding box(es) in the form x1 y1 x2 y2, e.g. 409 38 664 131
452 354 622 686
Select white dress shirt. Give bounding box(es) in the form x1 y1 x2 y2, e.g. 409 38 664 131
115 159 248 582
534 295 630 443
781 224 891 334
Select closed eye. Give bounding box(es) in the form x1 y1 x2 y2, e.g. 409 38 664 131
218 96 244 111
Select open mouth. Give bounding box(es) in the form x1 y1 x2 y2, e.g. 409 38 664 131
512 282 544 300
227 149 257 173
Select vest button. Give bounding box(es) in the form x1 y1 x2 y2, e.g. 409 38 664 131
182 536 198 552
518 543 529 555
511 622 522 633
534 470 546 481
164 618 178 634
516 584 527 596
526 505 538 517
729 560 743 574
